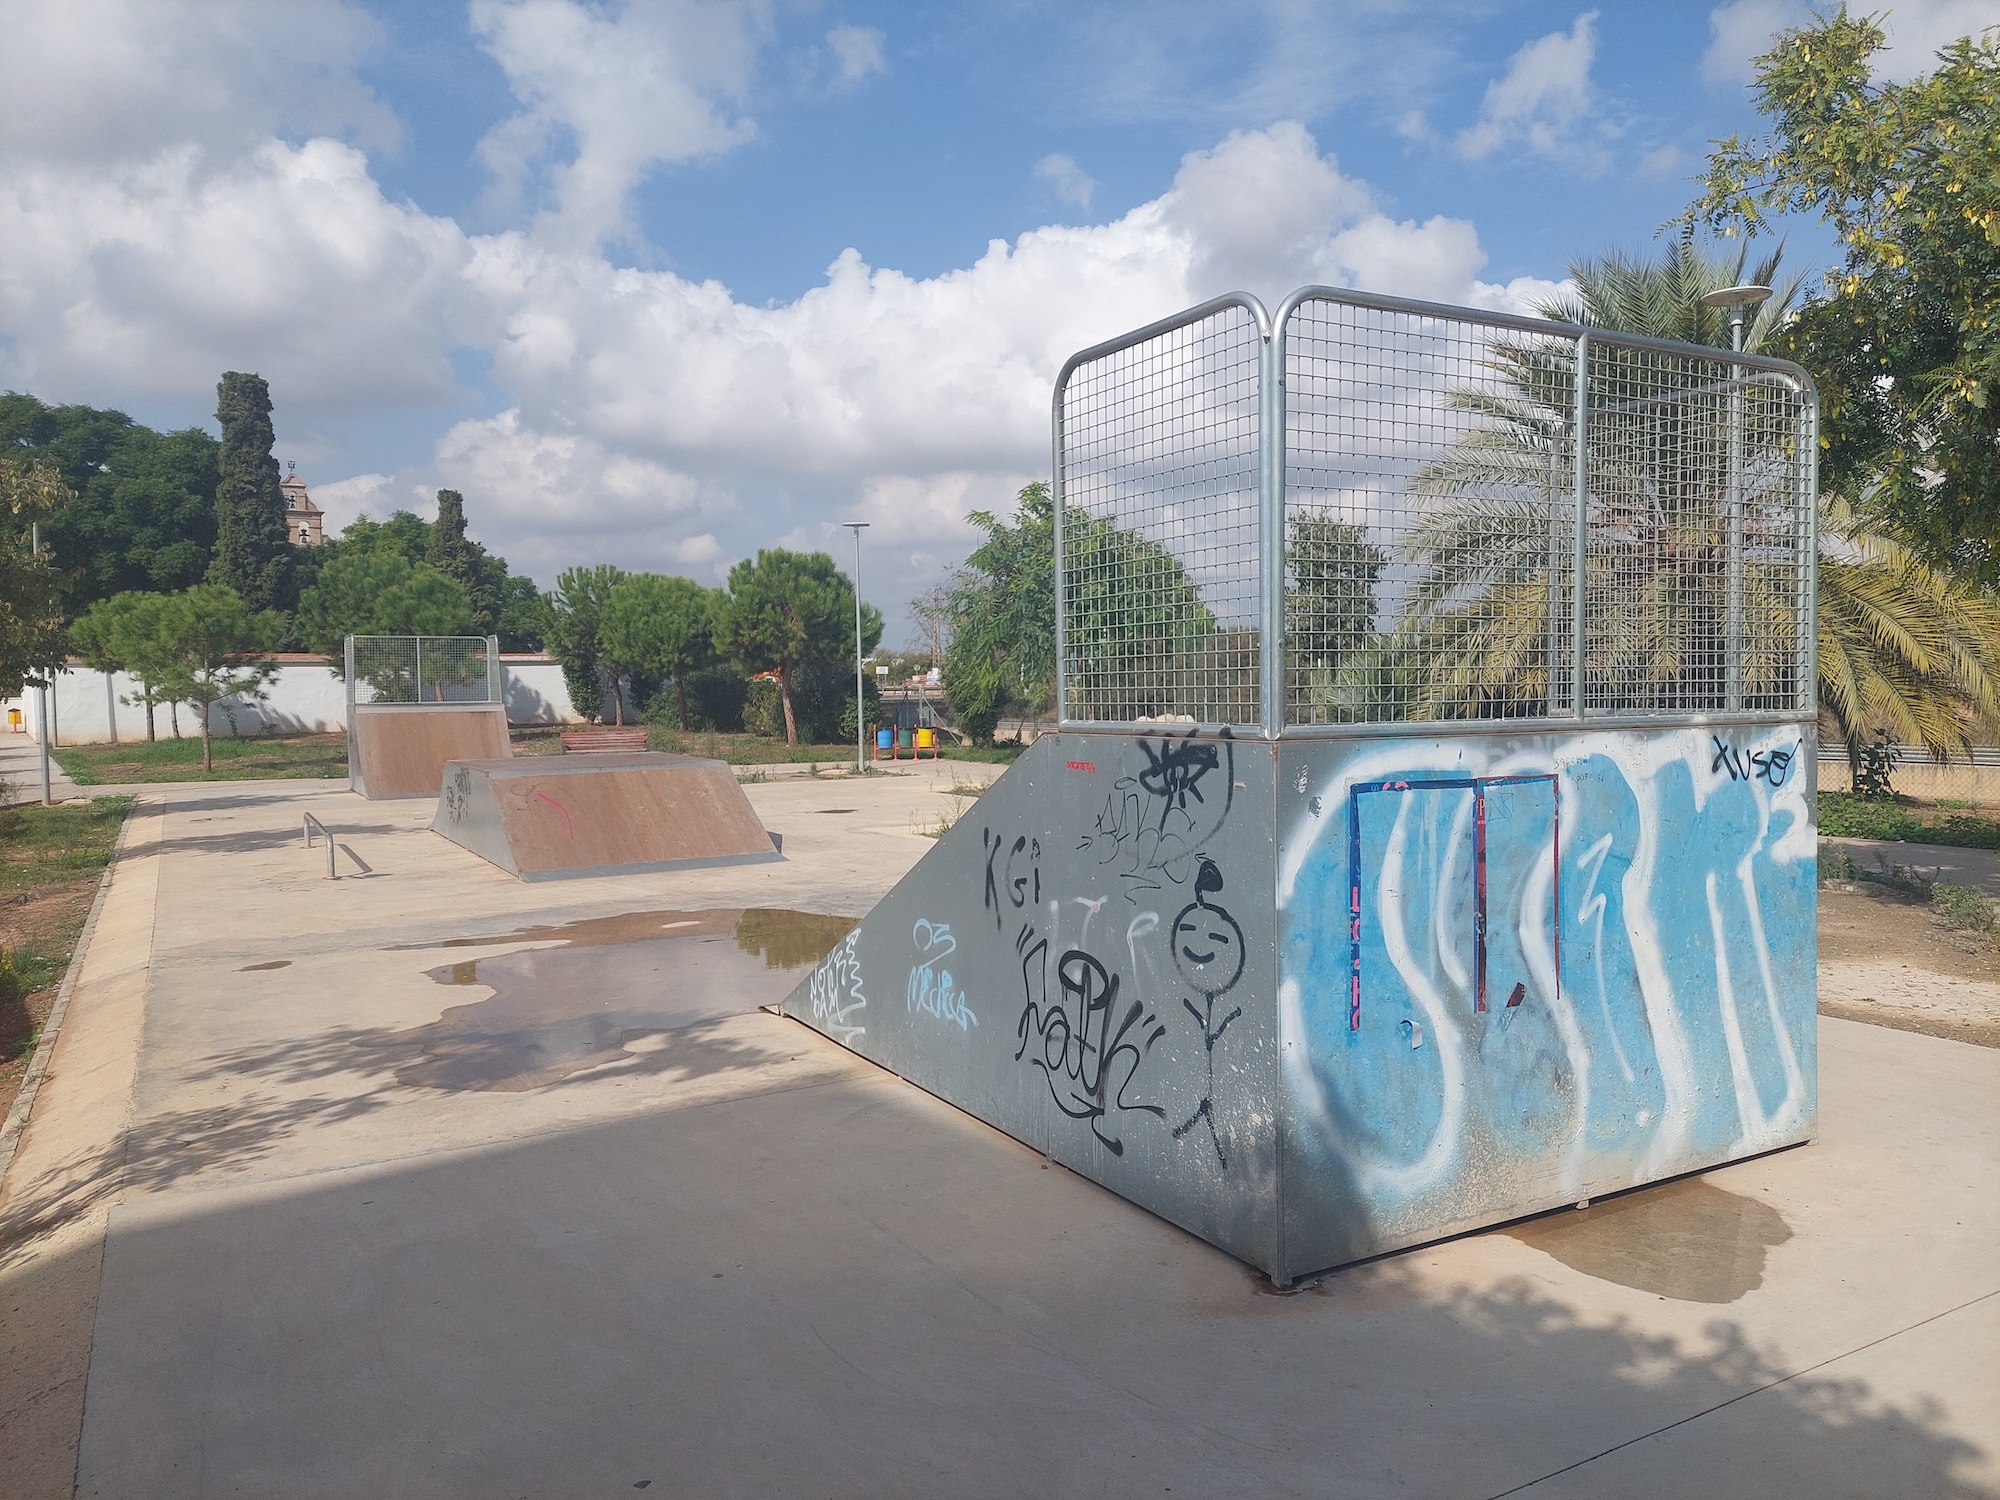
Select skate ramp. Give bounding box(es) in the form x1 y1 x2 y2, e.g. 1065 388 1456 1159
351 705 511 800
780 726 1817 1283
431 752 780 881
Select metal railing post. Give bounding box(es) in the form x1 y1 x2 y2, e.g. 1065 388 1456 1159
1726 363 1746 710
1261 308 1285 738
1571 334 1590 721
303 812 337 879
1051 377 1068 727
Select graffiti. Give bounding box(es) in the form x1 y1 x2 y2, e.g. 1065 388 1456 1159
442 766 472 826
1170 859 1245 1168
1014 938 1166 1157
809 931 867 1043
1077 729 1236 900
1066 759 1097 773
1711 736 1798 788
983 827 1042 931
1346 773 1559 1029
907 920 976 1030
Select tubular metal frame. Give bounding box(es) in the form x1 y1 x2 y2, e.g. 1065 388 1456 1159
1051 285 1819 740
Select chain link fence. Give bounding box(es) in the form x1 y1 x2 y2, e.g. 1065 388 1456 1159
344 635 501 706
1053 287 1815 734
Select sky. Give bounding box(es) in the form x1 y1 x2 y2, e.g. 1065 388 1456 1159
2 0 1996 641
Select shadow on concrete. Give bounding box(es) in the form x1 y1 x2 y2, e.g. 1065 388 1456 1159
120 823 399 859
48 1078 1995 1499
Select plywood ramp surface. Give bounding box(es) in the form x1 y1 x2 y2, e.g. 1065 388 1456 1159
353 707 511 799
431 753 779 879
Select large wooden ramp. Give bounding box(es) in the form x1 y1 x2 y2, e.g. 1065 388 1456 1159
430 752 781 881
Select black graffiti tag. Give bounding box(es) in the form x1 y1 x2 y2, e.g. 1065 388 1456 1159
1169 858 1245 1168
1712 736 1799 788
1136 737 1221 830
1015 946 1166 1157
1077 729 1236 902
983 827 1041 930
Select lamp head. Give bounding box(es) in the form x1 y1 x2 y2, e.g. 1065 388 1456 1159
1699 284 1772 312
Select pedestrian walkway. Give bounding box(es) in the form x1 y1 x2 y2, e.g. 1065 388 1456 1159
0 733 81 802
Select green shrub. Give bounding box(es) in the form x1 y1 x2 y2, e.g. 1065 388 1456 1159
0 947 20 1008
1819 847 1862 884
1817 793 2000 849
1851 729 1899 799
743 677 784 738
1932 883 1996 934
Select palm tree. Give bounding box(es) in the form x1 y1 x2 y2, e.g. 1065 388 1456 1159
1393 240 2000 774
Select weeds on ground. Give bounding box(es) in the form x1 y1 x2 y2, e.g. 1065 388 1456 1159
52 734 346 785
1931 883 1997 935
1819 846 1936 900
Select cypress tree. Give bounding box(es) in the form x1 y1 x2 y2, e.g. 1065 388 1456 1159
208 372 292 614
427 488 502 632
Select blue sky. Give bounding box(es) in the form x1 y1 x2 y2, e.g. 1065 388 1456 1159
1 0 1993 635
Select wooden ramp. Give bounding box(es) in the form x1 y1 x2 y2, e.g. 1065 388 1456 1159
350 705 511 799
430 752 781 881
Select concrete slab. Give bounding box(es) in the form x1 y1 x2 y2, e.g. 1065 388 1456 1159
3 772 1994 1498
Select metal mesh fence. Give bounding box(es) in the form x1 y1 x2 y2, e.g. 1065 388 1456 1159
1057 299 1265 726
1282 298 1580 726
1051 288 1813 733
346 635 499 705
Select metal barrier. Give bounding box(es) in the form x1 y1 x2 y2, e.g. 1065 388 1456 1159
344 635 501 707
1052 286 1816 736
302 811 337 880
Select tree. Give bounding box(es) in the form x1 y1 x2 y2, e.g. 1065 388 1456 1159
945 483 1056 741
495 574 547 652
152 585 283 773
208 373 292 615
1686 14 2000 579
545 565 626 723
71 591 174 741
0 456 70 699
1403 239 2000 770
0 393 219 617
295 551 479 660
1285 513 1388 724
427 489 506 630
909 584 954 663
717 549 880 746
600 573 718 729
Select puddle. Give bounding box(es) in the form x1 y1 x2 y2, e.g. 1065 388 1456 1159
1500 1178 1791 1303
390 908 855 1093
239 960 292 972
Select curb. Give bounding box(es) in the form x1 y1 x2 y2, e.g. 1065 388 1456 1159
0 800 139 1190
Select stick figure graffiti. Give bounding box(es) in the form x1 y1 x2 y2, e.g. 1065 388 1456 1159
1170 858 1245 1168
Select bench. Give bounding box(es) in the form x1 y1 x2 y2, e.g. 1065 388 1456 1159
559 727 651 754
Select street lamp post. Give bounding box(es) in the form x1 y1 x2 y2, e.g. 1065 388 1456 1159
843 522 869 774
32 521 51 805
1699 283 1771 712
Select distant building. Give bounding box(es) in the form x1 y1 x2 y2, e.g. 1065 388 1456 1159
281 465 324 545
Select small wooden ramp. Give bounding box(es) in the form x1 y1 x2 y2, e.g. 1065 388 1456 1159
350 705 511 799
430 752 781 881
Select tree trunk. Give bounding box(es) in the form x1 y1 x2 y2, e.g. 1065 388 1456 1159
778 664 798 747
201 700 213 773
612 675 625 725
676 671 690 731
145 692 156 742
170 698 180 737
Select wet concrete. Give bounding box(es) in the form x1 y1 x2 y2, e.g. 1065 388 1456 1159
394 909 855 1093
1499 1177 1793 1303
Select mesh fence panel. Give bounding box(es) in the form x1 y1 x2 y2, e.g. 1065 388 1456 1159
348 636 497 705
1282 299 1579 726
1053 290 1813 732
1058 302 1264 726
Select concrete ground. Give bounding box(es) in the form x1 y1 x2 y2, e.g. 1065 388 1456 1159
1 764 1995 1498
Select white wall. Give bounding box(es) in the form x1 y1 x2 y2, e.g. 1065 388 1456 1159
2 655 580 743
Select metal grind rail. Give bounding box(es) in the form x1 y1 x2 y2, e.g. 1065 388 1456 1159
302 811 337 879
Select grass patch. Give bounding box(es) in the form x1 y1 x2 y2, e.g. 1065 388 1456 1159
1817 792 2000 850
510 724 1026 767
1 797 131 1089
51 733 347 785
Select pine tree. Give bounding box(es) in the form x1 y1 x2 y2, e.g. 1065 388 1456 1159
207 372 292 614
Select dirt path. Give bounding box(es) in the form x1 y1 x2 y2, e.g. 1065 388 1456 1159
1818 880 2000 1047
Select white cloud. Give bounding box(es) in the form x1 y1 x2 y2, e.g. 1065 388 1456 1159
0 0 395 167
1705 0 2000 85
1034 153 1096 209
1396 110 1432 143
1455 11 1603 166
1638 144 1684 180
825 24 886 89
470 0 772 246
